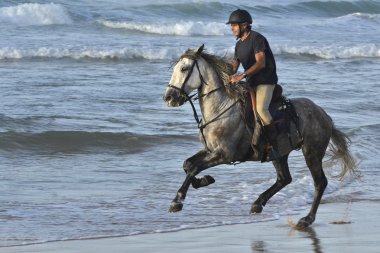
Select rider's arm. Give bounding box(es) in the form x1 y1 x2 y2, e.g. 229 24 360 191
232 58 240 74
231 51 266 84
230 59 242 84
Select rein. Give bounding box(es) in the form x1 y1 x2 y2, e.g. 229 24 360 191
167 54 239 152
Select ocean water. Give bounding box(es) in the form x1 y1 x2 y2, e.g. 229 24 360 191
0 0 379 247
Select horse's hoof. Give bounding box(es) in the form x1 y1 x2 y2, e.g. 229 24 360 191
192 175 216 189
297 217 312 228
203 175 215 185
250 204 263 214
169 202 183 213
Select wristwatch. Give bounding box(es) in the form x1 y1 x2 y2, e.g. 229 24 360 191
243 73 248 79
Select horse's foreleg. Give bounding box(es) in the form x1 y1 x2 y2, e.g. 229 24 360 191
168 174 193 212
251 155 292 214
181 151 216 189
169 149 224 213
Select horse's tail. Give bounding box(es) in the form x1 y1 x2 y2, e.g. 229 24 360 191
329 125 360 179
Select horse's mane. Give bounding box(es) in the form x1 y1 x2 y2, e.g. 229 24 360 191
180 48 248 101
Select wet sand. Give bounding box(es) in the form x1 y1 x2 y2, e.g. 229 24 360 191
5 201 380 253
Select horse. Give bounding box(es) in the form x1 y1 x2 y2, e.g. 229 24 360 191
162 45 358 227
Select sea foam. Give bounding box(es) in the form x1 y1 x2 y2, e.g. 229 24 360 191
0 47 182 60
274 44 380 59
98 20 227 36
1 44 379 61
0 3 72 26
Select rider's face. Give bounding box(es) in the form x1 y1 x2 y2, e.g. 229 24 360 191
230 23 240 38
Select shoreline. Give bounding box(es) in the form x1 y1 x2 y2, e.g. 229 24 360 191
4 200 380 253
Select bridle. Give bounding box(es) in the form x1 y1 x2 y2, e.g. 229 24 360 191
166 53 239 152
167 54 208 102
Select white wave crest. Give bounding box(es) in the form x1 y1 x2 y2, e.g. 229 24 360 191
351 12 380 20
274 44 380 59
0 47 183 60
327 12 380 27
0 3 72 26
98 20 227 36
2 44 378 61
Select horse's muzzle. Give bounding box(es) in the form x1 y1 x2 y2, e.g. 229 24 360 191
163 86 186 107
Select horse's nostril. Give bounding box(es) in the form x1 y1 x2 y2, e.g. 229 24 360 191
165 95 172 102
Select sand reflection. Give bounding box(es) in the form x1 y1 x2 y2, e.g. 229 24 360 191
251 226 323 253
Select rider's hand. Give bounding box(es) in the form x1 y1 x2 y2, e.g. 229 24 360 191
230 74 245 84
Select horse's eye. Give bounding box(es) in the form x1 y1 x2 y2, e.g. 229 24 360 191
181 66 189 72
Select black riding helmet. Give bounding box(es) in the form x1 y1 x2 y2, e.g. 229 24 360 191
226 9 252 24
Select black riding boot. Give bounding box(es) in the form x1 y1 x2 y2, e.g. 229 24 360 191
262 122 281 161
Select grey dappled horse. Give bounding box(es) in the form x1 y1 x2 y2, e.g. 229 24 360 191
163 45 358 227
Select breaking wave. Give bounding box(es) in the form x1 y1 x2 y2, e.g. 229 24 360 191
98 20 227 36
274 44 380 59
350 12 380 21
0 47 183 61
0 3 72 26
1 44 379 61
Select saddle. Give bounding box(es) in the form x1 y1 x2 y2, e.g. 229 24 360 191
241 84 303 161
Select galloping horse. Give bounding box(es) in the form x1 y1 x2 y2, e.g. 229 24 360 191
163 45 358 227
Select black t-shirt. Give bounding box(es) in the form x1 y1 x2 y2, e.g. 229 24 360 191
234 31 278 87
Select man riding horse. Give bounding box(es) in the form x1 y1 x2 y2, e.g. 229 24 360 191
163 10 358 227
228 9 280 161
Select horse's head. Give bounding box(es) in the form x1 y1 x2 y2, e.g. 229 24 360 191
163 44 205 107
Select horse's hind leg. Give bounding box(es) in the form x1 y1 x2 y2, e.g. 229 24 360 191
298 153 328 227
251 155 292 214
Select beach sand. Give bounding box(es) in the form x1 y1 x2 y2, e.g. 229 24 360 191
5 201 380 253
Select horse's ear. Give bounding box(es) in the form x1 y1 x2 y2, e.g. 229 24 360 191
196 44 205 55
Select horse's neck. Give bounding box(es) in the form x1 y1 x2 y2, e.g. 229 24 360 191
199 72 234 121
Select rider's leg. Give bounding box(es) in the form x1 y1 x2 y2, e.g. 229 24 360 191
248 87 261 156
255 84 275 125
255 84 281 160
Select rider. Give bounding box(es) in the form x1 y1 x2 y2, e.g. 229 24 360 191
227 9 280 160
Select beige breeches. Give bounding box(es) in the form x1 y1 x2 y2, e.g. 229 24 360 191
253 84 275 126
